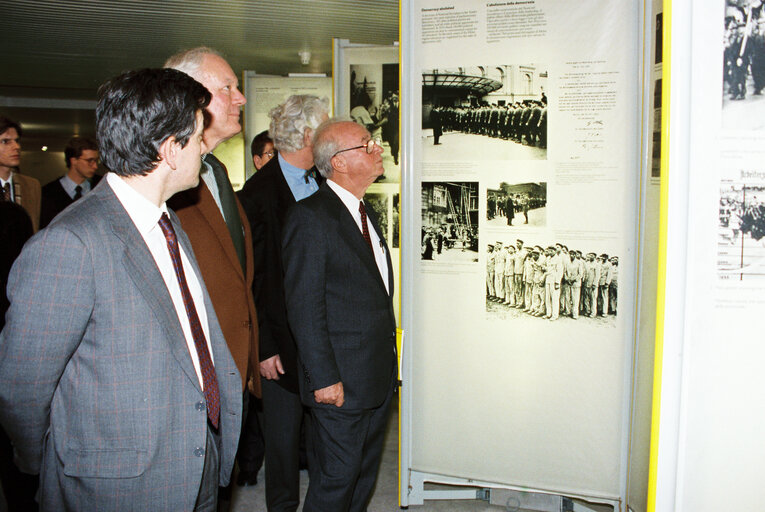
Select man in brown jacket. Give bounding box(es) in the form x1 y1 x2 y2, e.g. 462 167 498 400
165 47 260 508
0 117 41 232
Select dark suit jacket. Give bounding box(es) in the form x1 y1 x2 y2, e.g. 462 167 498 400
40 174 102 229
169 159 259 395
237 157 322 394
281 182 396 410
0 179 242 510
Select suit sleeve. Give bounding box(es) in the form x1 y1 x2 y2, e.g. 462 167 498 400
281 204 341 391
238 191 279 361
0 226 94 473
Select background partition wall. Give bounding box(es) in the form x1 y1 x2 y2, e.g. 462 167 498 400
399 0 657 509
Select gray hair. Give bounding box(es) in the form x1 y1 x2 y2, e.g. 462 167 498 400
163 46 222 79
312 117 352 178
269 95 330 153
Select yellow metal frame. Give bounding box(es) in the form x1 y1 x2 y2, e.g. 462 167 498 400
646 0 671 509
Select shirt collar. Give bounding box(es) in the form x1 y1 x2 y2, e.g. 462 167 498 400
327 179 362 213
278 152 308 177
106 172 168 236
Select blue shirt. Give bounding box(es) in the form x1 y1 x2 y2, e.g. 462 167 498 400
279 153 318 201
60 175 92 199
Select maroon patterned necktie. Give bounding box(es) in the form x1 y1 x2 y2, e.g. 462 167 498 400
1 182 10 202
359 201 374 252
158 213 220 428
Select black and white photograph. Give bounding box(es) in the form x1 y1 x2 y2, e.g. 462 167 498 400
421 181 479 262
486 181 547 228
723 0 765 129
421 65 548 161
718 180 765 279
652 78 662 178
364 191 390 248
351 63 400 182
485 239 618 324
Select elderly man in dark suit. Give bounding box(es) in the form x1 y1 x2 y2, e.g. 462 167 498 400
282 119 396 512
0 68 242 510
238 94 329 511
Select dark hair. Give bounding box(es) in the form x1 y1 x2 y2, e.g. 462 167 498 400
64 137 98 168
0 117 22 137
96 68 211 177
250 130 273 158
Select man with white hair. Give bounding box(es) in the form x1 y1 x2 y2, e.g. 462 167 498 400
238 94 329 512
164 47 260 510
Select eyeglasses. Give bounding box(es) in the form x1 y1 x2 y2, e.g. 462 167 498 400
77 157 100 165
331 138 381 159
262 150 275 158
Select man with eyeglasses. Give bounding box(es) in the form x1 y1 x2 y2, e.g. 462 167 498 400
237 94 329 512
282 119 395 512
40 137 101 229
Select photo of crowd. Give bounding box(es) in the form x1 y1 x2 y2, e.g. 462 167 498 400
487 182 547 228
486 240 618 322
723 0 765 129
718 181 765 279
421 182 479 262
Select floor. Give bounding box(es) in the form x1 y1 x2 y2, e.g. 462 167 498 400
229 393 510 511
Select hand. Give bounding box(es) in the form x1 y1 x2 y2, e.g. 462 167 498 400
259 355 285 380
314 382 344 407
555 283 560 290
247 376 258 395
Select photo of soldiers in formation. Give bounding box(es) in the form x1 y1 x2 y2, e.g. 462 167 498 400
486 240 618 322
718 182 765 279
723 0 765 129
422 65 548 160
350 64 401 178
487 182 547 228
421 182 479 262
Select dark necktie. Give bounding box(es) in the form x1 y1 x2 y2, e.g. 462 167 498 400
158 213 221 428
73 185 83 200
2 182 10 202
359 201 373 252
207 155 246 273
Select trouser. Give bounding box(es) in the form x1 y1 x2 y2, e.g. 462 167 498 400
504 275 514 303
532 283 545 314
194 423 222 512
486 270 495 297
495 272 504 299
609 282 618 314
514 275 524 306
568 284 581 318
236 391 265 475
303 377 395 512
586 286 597 316
524 281 533 309
599 285 609 316
262 378 309 512
545 282 560 319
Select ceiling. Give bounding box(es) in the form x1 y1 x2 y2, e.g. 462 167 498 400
0 0 399 148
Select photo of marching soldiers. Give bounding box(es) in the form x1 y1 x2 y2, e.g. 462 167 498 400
421 182 479 262
350 63 400 180
422 65 548 161
486 240 618 323
718 181 765 279
723 1 765 129
487 182 547 228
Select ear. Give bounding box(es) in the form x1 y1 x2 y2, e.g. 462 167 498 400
253 155 262 170
159 136 179 170
331 153 347 174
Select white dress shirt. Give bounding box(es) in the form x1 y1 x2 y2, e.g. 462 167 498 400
327 179 390 295
106 172 213 389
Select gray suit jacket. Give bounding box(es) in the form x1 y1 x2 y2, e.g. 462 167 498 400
282 183 397 411
0 178 242 511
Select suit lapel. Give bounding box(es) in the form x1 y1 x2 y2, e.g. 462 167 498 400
98 182 203 392
322 186 390 295
194 181 245 281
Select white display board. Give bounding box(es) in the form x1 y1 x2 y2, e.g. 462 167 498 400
333 40 402 325
400 0 646 507
242 73 332 180
652 0 765 510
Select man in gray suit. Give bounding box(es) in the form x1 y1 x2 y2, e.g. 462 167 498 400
0 68 242 511
282 119 397 512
